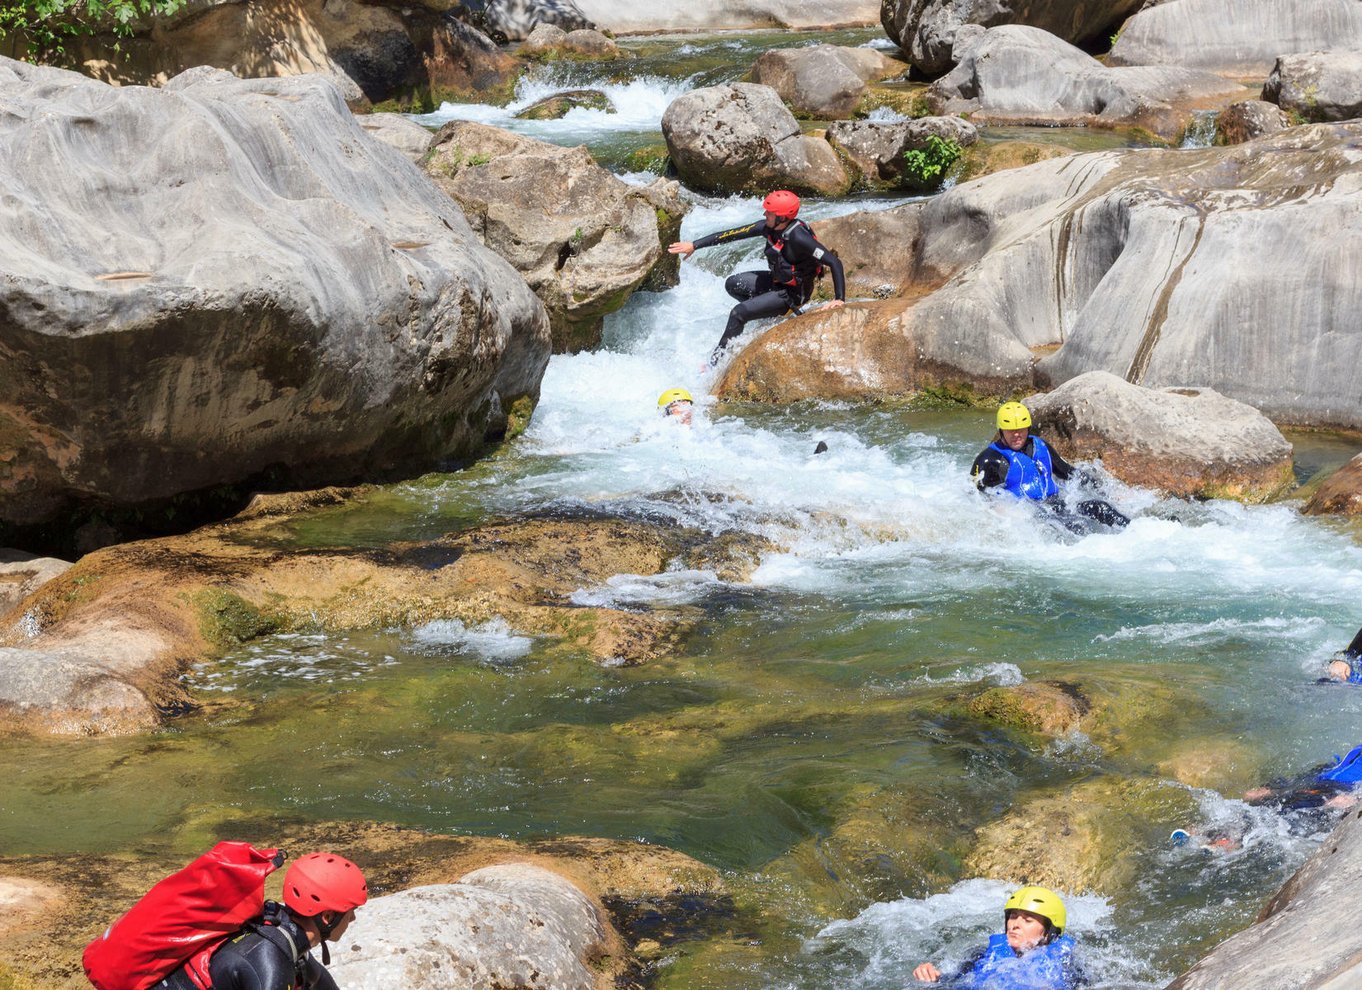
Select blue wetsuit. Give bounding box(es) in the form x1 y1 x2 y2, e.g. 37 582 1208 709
971 434 1128 530
953 933 1085 990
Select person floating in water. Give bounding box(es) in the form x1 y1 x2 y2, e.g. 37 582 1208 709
913 886 1087 989
657 387 694 425
971 402 1129 531
667 190 846 366
1322 626 1362 683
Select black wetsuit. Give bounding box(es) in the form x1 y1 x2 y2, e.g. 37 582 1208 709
157 902 337 990
971 434 1130 530
690 217 846 363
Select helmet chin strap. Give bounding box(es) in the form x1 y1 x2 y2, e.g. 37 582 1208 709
315 912 341 965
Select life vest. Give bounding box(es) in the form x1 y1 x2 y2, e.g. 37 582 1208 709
959 933 1080 990
1316 744 1362 785
763 219 830 294
989 436 1059 501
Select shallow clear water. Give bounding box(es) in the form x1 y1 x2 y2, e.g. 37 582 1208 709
6 28 1362 990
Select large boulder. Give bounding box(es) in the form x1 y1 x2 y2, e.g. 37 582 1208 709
475 0 595 42
521 23 620 59
0 60 550 543
748 44 907 119
1024 372 1295 501
806 205 924 299
1165 806 1362 988
825 116 977 187
424 121 687 352
882 0 1146 77
1263 52 1362 124
1214 100 1291 145
326 865 609 989
572 0 879 32
929 25 1245 140
661 83 851 196
1302 453 1362 517
1109 0 1362 77
0 552 71 617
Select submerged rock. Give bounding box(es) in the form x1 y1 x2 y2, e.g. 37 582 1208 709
1214 100 1291 146
1025 372 1294 501
748 44 906 119
0 60 549 544
1165 804 1362 988
425 120 686 352
661 83 851 196
1110 0 1362 77
1302 453 1362 517
0 493 771 737
929 25 1245 141
883 0 1145 77
1263 52 1362 124
967 681 1088 735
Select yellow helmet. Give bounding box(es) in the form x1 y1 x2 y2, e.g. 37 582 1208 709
996 401 1032 431
1004 886 1066 934
658 387 693 410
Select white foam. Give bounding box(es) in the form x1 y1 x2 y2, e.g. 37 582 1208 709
409 618 533 664
570 568 725 608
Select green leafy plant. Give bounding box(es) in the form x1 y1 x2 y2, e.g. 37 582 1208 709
901 134 963 188
0 0 186 62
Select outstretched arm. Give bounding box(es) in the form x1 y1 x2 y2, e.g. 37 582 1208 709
669 220 767 259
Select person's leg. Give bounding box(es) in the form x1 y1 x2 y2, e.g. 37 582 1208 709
713 273 791 363
1077 499 1130 529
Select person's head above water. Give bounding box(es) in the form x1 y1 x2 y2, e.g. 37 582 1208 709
762 189 800 229
1003 885 1065 951
658 387 694 425
996 401 1033 452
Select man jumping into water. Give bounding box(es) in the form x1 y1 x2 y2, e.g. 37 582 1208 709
668 190 845 366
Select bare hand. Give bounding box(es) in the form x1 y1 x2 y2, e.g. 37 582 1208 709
913 963 941 983
668 241 695 259
823 299 845 310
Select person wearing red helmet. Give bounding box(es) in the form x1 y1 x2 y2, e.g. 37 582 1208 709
156 852 367 990
668 189 846 365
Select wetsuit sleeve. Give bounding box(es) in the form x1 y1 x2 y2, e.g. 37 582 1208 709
1045 442 1075 482
691 220 767 250
971 448 1008 490
785 224 846 300
1345 626 1362 660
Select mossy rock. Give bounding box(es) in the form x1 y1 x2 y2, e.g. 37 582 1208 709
194 588 282 647
514 89 615 121
624 143 671 175
954 141 1074 184
968 681 1089 736
504 394 536 440
965 776 1200 894
856 83 930 119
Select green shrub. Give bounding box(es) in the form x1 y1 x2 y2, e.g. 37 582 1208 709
901 134 964 189
1 0 186 61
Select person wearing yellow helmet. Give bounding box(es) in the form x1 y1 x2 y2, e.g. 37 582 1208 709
657 387 694 425
971 401 1129 532
913 885 1087 988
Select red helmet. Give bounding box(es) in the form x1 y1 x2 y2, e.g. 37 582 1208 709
762 190 800 219
283 852 368 917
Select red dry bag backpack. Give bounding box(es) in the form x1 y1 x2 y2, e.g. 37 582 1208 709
83 841 284 990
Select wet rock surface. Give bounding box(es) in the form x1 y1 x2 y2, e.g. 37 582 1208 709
661 83 851 196
425 121 686 352
0 60 550 542
1302 453 1362 517
1263 52 1362 124
0 491 771 738
748 44 906 119
1026 372 1294 501
515 88 616 119
882 0 1145 77
929 25 1245 140
1110 0 1362 77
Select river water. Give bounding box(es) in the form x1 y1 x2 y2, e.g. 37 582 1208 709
4 28 1362 990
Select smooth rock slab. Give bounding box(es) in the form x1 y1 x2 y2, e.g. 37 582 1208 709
1302 453 1362 517
0 59 550 532
1263 52 1362 124
661 83 850 196
1024 372 1294 501
356 112 435 161
326 865 607 989
748 44 906 119
0 646 157 736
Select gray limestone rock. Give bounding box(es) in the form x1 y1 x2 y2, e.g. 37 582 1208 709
571 0 878 33
1110 0 1362 76
425 121 687 352
1024 372 1294 500
0 646 157 736
882 0 1145 77
1214 100 1291 145
929 25 1245 139
1263 51 1362 124
826 116 977 186
479 0 594 42
661 83 851 197
325 865 608 990
748 44 907 119
356 112 436 161
0 551 72 617
0 58 550 531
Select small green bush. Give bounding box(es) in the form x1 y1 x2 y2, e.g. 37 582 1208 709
901 134 964 189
